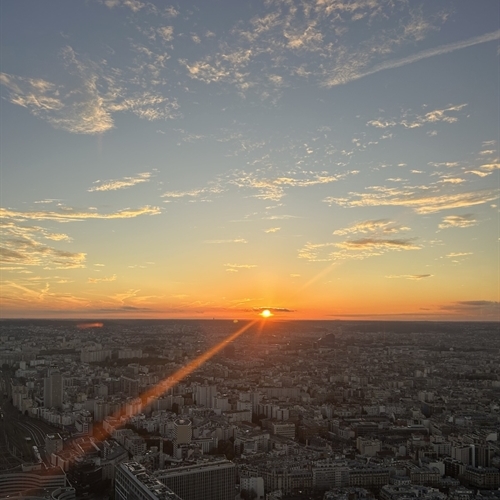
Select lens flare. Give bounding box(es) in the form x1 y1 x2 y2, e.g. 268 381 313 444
77 322 103 329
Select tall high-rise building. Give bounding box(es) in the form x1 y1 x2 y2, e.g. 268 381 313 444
173 419 192 445
115 462 182 500
155 459 235 500
194 384 217 408
44 370 63 409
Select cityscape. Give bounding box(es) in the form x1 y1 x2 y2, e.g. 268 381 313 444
0 319 499 500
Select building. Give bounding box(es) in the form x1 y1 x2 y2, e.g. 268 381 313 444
240 477 264 500
380 484 446 500
271 422 295 440
312 461 350 490
80 348 112 363
155 459 235 500
115 462 182 500
349 466 390 488
0 465 68 498
356 437 381 457
194 384 217 408
44 371 63 409
174 418 192 444
464 466 500 489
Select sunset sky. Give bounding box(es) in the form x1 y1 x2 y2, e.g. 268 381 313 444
1 0 499 320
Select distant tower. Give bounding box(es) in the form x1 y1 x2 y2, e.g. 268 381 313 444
44 370 63 409
173 418 192 444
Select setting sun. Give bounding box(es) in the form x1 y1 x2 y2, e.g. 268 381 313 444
260 309 273 318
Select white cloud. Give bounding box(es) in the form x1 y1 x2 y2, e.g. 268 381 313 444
162 185 223 201
1 46 180 135
0 222 86 271
479 161 500 171
438 214 476 229
158 26 174 42
326 186 498 214
466 170 491 178
224 263 257 272
333 219 409 236
89 172 152 192
0 205 161 222
88 274 117 283
264 227 281 233
103 0 145 12
299 237 420 262
164 6 179 18
231 170 355 200
367 104 467 130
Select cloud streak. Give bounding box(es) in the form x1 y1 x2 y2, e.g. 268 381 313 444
325 29 500 86
231 170 356 200
386 274 433 280
326 187 498 214
0 206 161 222
438 214 476 229
333 219 409 236
299 237 420 262
88 274 117 283
89 172 152 192
204 238 247 244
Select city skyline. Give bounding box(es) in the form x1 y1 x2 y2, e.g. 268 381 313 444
1 0 499 320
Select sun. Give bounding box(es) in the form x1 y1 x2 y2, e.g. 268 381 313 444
260 309 273 318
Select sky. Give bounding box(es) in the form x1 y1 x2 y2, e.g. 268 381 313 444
0 0 499 321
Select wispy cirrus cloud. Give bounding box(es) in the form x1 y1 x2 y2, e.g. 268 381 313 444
0 223 85 271
0 221 84 272
158 26 174 41
89 172 152 192
446 252 472 258
455 300 498 307
367 104 467 129
324 29 500 87
299 237 420 262
325 186 498 214
204 238 247 244
0 246 86 270
174 0 453 98
230 170 356 200
440 300 499 318
479 161 500 172
0 205 161 222
333 219 409 236
252 306 294 313
88 274 117 283
264 227 281 233
162 185 223 202
386 274 433 280
224 263 257 272
101 0 146 12
438 214 476 229
1 46 179 135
